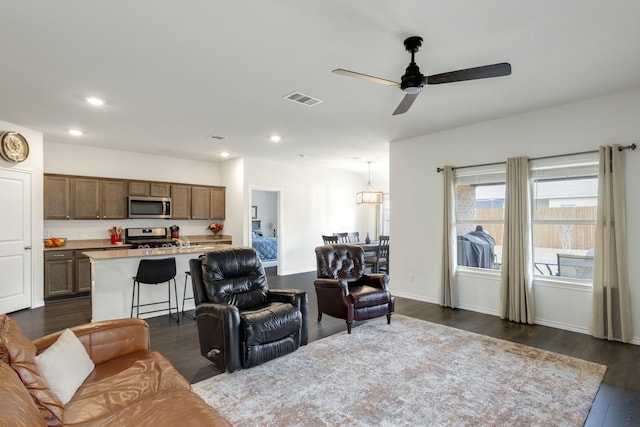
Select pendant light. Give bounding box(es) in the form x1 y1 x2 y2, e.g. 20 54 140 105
356 161 383 204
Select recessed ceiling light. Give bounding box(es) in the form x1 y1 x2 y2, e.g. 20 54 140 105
85 97 105 106
269 135 282 143
220 151 230 158
68 129 83 136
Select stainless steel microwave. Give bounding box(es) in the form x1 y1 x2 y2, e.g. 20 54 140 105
127 196 172 219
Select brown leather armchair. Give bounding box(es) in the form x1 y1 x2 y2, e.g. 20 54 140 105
314 244 394 334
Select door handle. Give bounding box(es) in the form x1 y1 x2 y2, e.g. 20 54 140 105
24 246 32 250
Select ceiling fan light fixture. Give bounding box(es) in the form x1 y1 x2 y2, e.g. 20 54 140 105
404 86 422 95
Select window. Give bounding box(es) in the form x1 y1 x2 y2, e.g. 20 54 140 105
380 193 390 235
454 166 505 270
531 155 598 280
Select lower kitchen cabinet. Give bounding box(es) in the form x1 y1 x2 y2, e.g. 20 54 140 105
75 251 92 293
44 249 103 299
44 250 75 298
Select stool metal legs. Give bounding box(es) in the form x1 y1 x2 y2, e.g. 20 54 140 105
182 271 195 320
130 278 180 323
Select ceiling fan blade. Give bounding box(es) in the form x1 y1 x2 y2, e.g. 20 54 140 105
392 93 419 116
332 69 400 87
426 63 511 85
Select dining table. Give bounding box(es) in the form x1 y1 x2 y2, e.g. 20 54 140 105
355 241 380 253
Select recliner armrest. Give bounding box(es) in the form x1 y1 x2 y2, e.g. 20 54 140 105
313 278 349 296
359 273 390 290
195 301 240 320
268 289 309 346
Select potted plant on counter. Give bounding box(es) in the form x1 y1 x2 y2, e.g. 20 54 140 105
207 223 224 239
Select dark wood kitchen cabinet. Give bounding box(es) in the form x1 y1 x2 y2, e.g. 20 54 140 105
191 186 211 220
44 175 71 219
44 174 224 220
101 179 127 219
71 177 101 219
171 184 192 219
70 177 127 219
210 186 225 219
44 249 106 299
128 181 171 198
44 250 74 298
185 186 226 220
74 251 92 293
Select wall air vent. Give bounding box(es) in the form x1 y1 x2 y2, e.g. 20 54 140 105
283 91 323 107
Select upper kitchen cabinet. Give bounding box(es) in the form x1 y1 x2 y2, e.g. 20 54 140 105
44 175 71 219
101 179 127 219
171 184 191 219
71 177 101 219
71 177 127 219
44 174 225 220
128 181 171 198
191 186 211 220
211 186 225 219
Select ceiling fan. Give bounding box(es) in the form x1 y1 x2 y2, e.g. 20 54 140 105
333 36 512 115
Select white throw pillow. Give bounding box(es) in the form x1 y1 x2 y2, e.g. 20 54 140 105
34 328 95 404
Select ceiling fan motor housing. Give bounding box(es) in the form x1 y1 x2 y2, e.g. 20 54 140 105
400 36 425 93
400 62 425 93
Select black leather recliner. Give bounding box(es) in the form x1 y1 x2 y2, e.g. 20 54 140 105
190 247 308 373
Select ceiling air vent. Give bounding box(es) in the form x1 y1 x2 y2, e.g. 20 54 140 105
284 91 323 107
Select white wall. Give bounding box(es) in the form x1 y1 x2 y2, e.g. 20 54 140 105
390 87 640 343
243 157 369 275
0 120 44 307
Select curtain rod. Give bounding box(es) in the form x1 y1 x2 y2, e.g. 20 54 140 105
436 143 636 173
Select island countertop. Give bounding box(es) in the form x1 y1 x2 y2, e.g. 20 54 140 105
44 234 232 251
88 243 237 322
83 243 233 260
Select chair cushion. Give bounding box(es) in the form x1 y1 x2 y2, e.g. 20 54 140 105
202 248 268 309
241 302 302 345
64 350 191 425
315 244 365 280
349 285 391 309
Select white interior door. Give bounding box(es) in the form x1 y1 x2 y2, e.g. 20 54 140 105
0 169 32 314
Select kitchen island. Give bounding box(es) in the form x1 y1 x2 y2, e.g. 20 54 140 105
84 244 233 322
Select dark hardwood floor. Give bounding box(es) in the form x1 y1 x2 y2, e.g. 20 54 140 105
9 269 640 426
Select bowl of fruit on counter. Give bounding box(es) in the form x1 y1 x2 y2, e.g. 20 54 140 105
44 237 66 248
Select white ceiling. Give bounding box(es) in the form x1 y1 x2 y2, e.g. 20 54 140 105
2 1 640 183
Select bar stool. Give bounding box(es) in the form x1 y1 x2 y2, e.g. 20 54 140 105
131 257 179 323
182 271 195 320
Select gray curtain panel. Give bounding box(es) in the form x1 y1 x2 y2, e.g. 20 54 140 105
500 157 534 323
589 145 633 342
441 166 457 308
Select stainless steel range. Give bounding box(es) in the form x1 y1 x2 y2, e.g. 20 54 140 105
124 227 177 249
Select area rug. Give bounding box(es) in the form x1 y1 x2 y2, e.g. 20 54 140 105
192 315 606 426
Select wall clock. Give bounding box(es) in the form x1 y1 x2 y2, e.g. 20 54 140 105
0 131 29 163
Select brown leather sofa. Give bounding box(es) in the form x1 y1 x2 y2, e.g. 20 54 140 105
0 314 230 426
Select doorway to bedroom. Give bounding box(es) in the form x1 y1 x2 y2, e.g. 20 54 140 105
250 189 279 270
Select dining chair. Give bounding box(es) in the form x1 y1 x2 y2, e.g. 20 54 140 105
333 232 349 243
364 236 389 274
347 232 360 243
322 235 339 244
